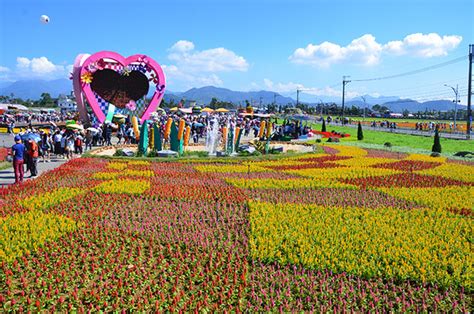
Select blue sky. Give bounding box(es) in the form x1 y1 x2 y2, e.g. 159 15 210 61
0 0 472 103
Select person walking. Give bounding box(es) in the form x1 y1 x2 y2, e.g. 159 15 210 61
11 135 26 183
116 125 124 145
27 139 39 177
40 132 52 163
85 130 93 151
53 131 63 157
65 134 75 160
74 133 83 155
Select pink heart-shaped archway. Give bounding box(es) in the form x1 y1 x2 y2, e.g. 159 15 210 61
73 51 166 124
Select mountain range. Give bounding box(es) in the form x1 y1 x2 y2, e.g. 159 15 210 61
0 79 465 113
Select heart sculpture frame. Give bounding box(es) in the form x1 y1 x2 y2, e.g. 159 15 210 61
72 51 166 124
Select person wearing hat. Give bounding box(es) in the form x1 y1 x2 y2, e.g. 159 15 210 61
11 135 26 183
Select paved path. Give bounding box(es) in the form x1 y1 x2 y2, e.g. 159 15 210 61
0 157 67 187
0 132 69 186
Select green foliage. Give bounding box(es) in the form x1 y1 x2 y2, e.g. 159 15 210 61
38 93 55 107
357 121 364 141
432 129 442 153
113 149 124 157
181 151 210 158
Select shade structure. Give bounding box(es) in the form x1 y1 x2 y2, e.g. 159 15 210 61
215 108 229 113
113 113 127 119
201 107 214 112
66 123 84 130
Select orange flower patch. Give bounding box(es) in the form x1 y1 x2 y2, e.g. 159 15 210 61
266 162 347 171
371 160 442 172
341 173 473 188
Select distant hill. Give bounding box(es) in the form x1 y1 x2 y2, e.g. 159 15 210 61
0 79 74 99
299 93 400 105
0 80 465 112
382 99 464 112
177 86 295 105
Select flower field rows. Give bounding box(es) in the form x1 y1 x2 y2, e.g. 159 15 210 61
0 145 472 311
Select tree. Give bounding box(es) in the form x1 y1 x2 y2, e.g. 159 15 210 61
357 121 364 140
209 97 218 109
432 128 441 153
39 93 54 107
321 119 326 132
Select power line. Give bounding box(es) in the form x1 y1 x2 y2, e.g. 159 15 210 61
351 56 466 82
364 77 467 95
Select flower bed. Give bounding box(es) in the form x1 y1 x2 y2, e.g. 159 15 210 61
0 145 471 311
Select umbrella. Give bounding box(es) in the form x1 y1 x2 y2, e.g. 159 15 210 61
169 107 178 111
21 133 41 143
193 122 205 127
201 107 214 112
290 114 311 121
113 113 127 119
66 123 84 130
86 127 99 134
215 108 229 113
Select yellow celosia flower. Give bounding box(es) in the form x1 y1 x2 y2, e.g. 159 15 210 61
18 188 84 210
249 201 473 289
94 179 150 195
0 210 77 263
418 163 474 183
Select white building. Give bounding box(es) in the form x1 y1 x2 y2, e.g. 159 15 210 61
57 94 77 111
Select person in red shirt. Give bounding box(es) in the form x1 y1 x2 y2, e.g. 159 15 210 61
27 139 39 177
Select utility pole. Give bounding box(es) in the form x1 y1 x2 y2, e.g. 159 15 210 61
296 89 300 107
341 76 351 122
273 93 276 105
467 44 473 137
444 84 460 131
259 96 263 110
361 95 367 120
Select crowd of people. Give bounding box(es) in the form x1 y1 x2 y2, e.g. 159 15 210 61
1 111 78 134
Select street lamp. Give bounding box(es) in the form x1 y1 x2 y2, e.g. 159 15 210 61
444 84 460 132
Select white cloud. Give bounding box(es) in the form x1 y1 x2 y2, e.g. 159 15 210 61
164 40 248 90
170 40 195 53
0 66 10 72
290 34 382 67
263 78 304 93
383 33 462 57
162 64 223 90
14 56 71 79
262 79 360 99
290 33 462 67
168 40 248 73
